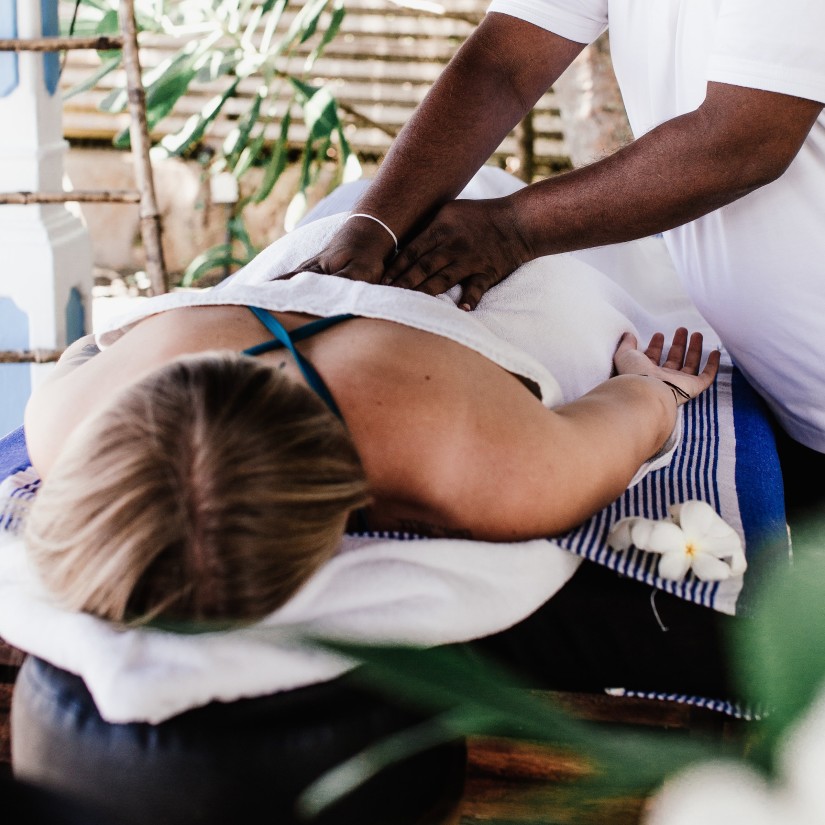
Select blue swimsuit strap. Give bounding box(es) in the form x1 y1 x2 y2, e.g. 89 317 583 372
243 306 356 421
243 306 370 533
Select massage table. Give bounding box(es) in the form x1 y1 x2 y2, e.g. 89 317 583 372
0 361 789 824
0 169 791 824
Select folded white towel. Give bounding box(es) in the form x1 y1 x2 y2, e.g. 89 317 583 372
0 526 579 723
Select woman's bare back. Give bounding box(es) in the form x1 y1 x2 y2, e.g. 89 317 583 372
25 304 543 539
25 303 711 542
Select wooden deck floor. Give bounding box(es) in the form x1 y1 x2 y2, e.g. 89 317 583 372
459 739 647 824
0 640 24 779
0 637 754 822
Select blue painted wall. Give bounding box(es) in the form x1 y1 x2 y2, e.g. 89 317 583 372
0 0 19 98
41 0 59 95
0 1 60 97
66 287 85 344
0 298 31 438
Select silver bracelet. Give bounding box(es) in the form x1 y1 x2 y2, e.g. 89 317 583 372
345 213 399 253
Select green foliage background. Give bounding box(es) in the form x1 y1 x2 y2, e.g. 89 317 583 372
63 0 360 285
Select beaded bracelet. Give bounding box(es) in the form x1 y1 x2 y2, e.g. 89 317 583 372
640 375 692 405
344 213 399 254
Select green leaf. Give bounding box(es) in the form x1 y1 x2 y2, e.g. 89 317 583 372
296 134 315 192
219 0 244 34
62 0 116 34
288 76 314 103
290 80 338 143
99 85 129 113
731 528 825 771
112 125 131 150
297 711 463 820
234 129 268 178
254 112 292 202
62 18 104 38
180 243 247 287
240 4 265 50
304 0 345 71
94 8 122 60
336 123 362 184
196 50 239 83
223 89 265 164
102 14 224 137
70 0 112 16
143 56 201 127
63 55 122 101
156 81 240 157
261 0 286 15
94 8 119 34
294 640 722 815
259 0 289 53
113 48 202 149
296 0 330 44
276 0 329 53
228 214 258 259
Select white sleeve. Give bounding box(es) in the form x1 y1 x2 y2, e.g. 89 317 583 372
709 0 825 103
485 0 607 45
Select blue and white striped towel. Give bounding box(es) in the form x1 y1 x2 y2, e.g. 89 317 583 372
556 365 788 617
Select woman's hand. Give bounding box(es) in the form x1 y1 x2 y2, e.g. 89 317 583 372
614 327 721 405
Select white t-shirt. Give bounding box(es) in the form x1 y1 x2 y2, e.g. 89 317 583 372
486 0 825 452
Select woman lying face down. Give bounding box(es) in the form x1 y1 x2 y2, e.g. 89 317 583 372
22 297 719 629
25 351 368 628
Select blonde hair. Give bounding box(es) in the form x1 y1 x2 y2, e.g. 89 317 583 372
24 352 369 628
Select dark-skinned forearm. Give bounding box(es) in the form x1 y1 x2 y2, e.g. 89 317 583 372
353 15 583 242
511 83 822 257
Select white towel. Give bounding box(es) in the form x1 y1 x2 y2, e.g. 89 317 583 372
0 525 579 723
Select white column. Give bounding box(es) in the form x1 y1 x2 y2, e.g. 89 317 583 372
0 0 93 436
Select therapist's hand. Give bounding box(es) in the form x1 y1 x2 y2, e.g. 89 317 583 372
381 196 532 309
284 215 398 283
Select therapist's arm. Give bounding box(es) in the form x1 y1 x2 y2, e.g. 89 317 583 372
385 81 823 306
289 13 585 283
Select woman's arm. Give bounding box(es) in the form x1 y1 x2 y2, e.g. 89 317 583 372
23 334 101 477
371 329 718 541
37 334 101 382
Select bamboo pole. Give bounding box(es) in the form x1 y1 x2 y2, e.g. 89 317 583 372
0 191 141 204
0 349 64 364
118 0 168 295
516 111 535 184
337 101 399 140
0 36 124 52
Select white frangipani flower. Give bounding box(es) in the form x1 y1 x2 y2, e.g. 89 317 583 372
607 500 746 582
